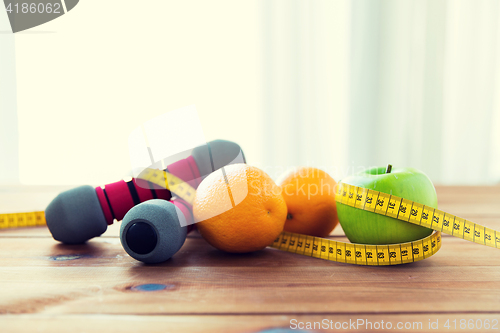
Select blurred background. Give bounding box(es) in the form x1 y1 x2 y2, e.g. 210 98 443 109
1 0 499 191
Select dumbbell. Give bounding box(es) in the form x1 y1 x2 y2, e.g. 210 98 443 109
120 139 250 263
119 198 194 264
45 140 245 244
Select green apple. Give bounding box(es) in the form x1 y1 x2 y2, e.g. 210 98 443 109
337 165 437 244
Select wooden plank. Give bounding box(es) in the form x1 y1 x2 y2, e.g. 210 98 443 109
435 186 500 217
1 314 500 333
0 236 498 315
0 232 499 268
0 223 122 238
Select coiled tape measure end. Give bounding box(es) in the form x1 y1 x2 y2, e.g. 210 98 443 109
269 230 442 265
271 182 498 266
0 211 45 229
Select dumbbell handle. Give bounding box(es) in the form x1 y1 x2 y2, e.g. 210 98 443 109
170 197 196 233
95 155 200 224
95 179 170 225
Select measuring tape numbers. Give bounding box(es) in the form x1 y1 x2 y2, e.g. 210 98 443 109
270 182 499 266
0 211 45 229
334 183 499 249
270 230 441 265
137 168 196 206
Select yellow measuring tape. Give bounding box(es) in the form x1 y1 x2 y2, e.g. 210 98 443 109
138 168 196 205
2 174 498 267
0 169 194 230
270 182 499 265
0 211 46 229
270 230 441 266
335 182 499 248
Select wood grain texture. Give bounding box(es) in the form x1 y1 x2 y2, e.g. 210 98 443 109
1 314 500 333
0 185 499 332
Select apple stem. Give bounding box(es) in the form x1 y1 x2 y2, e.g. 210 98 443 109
386 164 392 174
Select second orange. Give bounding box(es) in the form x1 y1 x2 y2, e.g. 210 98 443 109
278 167 339 237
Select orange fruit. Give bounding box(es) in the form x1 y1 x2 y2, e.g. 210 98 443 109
277 167 339 237
193 164 287 253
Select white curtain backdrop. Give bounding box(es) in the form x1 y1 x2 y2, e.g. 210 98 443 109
260 0 351 181
1 0 500 186
1 1 263 186
262 0 500 185
0 8 19 184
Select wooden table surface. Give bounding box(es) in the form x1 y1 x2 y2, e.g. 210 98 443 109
1 186 499 332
